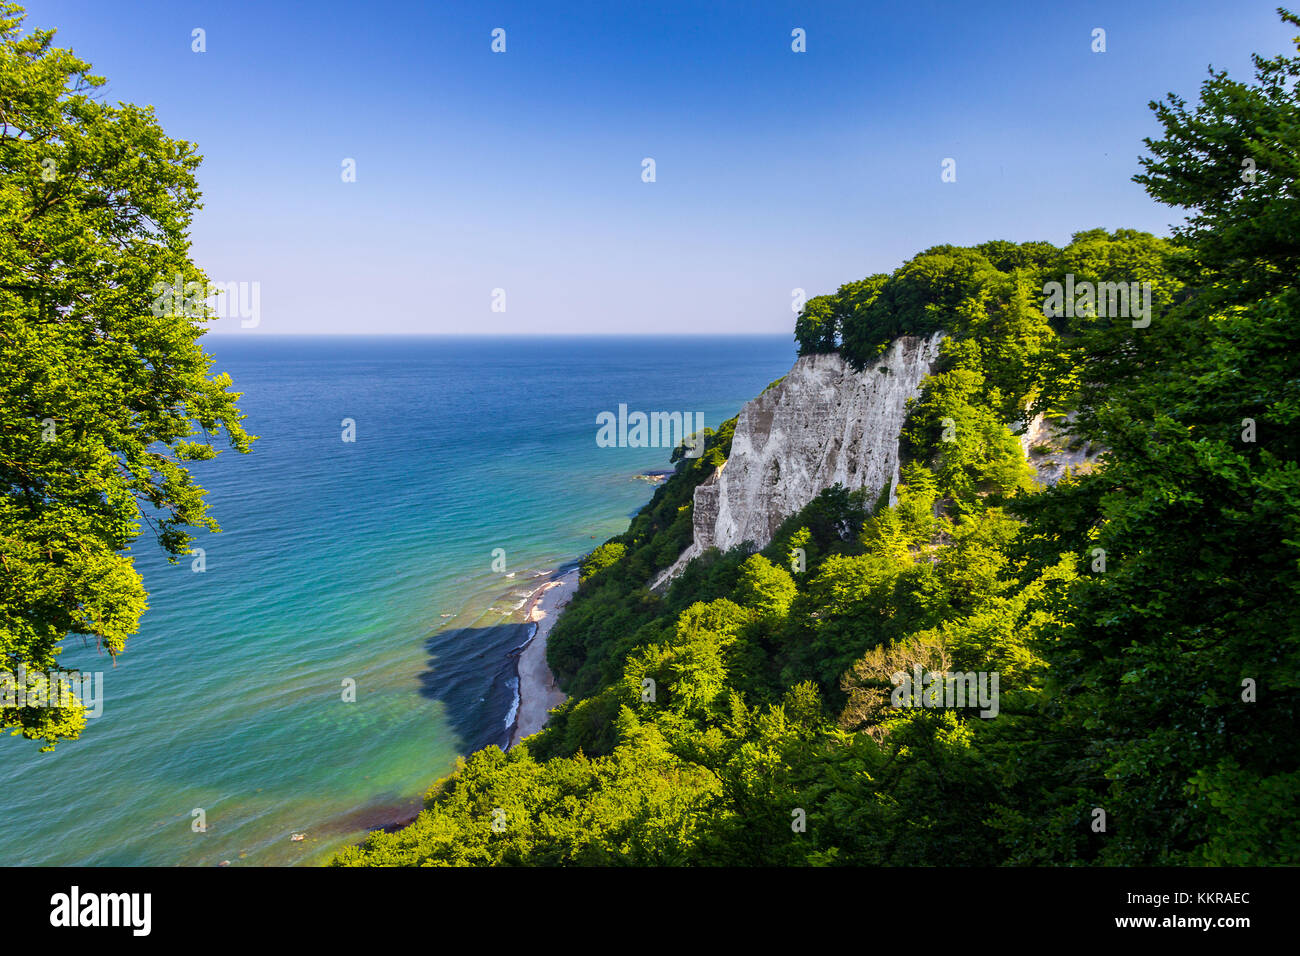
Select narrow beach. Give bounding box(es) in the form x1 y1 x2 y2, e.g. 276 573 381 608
508 568 579 748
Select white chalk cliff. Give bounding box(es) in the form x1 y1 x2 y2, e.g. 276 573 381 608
651 333 945 591
1019 411 1103 486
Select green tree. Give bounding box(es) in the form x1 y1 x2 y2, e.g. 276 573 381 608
579 541 625 584
1134 7 1300 306
793 293 838 354
999 9 1300 864
732 554 797 622
0 5 251 748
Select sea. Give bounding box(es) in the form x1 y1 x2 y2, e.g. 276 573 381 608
0 335 793 865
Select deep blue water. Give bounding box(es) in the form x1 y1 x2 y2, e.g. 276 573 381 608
0 335 794 865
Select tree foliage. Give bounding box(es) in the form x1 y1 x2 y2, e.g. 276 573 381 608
0 5 251 748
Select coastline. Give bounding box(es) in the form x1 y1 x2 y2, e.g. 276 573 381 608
339 567 581 847
507 568 579 748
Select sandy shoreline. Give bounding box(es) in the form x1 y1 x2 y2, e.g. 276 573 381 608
507 568 579 748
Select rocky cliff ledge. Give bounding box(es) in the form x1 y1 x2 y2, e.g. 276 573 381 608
651 332 944 591
1020 411 1102 486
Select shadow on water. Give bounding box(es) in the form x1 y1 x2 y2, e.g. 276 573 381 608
418 621 534 756
322 564 586 858
315 793 426 838
315 621 534 860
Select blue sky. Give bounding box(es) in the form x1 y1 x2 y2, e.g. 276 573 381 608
23 0 1297 334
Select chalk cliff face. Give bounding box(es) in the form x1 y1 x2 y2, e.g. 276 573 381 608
652 333 944 591
1019 411 1102 486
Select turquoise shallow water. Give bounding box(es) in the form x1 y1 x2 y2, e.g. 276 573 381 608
0 335 793 865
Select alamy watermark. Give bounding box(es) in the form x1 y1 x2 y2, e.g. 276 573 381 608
50 886 150 936
1043 274 1152 327
890 666 999 718
1 666 104 717
150 273 261 328
596 405 705 458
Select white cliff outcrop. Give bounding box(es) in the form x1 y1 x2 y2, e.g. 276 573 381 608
1019 411 1102 486
651 333 944 591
